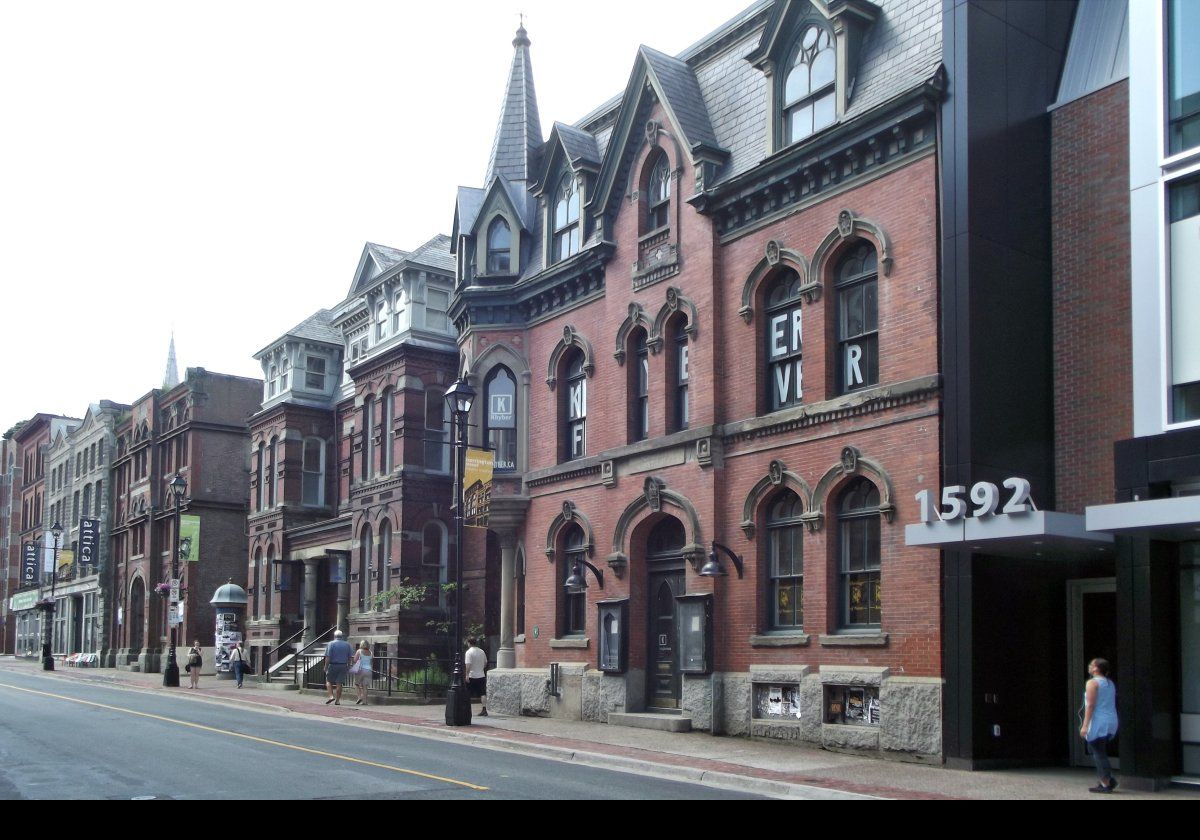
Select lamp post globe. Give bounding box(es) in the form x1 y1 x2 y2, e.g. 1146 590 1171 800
163 473 187 687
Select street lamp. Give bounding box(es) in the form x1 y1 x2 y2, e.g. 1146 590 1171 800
40 521 63 671
443 377 475 726
163 472 187 687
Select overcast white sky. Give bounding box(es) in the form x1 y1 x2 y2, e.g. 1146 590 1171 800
0 1 746 429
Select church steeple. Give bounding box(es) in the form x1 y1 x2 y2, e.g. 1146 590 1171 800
484 22 542 186
163 333 180 390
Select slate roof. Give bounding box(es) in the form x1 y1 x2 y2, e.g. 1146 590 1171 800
455 187 486 240
554 122 602 167
365 242 408 273
498 175 536 230
406 234 456 274
640 46 722 152
485 25 543 185
255 309 340 358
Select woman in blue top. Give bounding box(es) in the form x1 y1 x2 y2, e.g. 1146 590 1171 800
1080 657 1119 793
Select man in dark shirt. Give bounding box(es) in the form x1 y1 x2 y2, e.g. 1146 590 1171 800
324 629 354 705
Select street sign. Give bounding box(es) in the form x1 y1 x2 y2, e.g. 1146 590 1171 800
169 579 180 603
168 605 181 627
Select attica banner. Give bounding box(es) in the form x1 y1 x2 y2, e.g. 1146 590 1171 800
21 542 37 587
78 518 100 565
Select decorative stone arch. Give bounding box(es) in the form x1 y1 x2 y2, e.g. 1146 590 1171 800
740 459 815 539
364 505 399 537
810 209 894 286
607 476 705 577
739 239 814 323
545 325 596 390
626 119 688 203
470 341 532 385
648 286 700 353
544 500 597 561
806 445 897 532
614 302 652 365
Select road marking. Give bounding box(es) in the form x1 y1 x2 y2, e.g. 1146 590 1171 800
0 681 488 791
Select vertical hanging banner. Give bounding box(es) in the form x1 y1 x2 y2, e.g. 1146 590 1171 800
179 515 201 562
21 543 38 587
42 541 55 574
463 447 493 528
78 518 100 565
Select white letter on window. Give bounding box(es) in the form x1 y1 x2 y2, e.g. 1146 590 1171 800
774 364 791 404
846 344 863 387
771 314 787 358
791 308 802 353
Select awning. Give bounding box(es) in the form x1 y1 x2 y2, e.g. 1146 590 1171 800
1086 496 1200 540
905 510 1114 559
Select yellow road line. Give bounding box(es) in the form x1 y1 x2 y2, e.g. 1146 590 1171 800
0 681 488 792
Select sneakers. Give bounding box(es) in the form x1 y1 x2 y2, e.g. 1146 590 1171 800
1088 784 1112 794
1108 778 1119 791
479 708 488 716
325 697 335 705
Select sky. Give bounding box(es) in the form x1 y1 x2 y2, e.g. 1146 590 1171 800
0 0 748 429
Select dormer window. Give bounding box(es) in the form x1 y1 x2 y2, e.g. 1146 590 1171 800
305 356 327 391
646 153 671 231
392 291 407 333
376 301 389 341
267 364 278 398
553 173 580 263
487 217 512 274
783 24 836 145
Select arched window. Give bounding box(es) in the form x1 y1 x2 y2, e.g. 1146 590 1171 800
646 152 671 231
484 367 518 472
765 268 804 411
552 173 580 263
562 350 587 461
377 520 392 599
783 23 836 144
392 289 407 334
265 544 276 618
82 484 92 522
487 217 512 274
381 389 394 475
628 328 649 442
647 516 686 557
302 437 324 507
560 524 587 637
256 442 266 511
358 524 373 612
838 478 881 629
665 315 690 432
93 480 102 516
376 299 389 341
361 396 374 482
767 490 804 630
252 547 263 619
267 436 277 508
835 243 879 394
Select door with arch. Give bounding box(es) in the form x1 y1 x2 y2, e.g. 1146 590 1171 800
129 578 146 655
645 517 686 711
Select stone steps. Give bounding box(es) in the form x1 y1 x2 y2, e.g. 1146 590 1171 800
608 712 692 733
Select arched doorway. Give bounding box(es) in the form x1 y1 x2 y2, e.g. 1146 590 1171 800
129 577 146 655
645 517 686 711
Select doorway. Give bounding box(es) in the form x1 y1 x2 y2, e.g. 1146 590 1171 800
1067 578 1118 768
644 517 686 712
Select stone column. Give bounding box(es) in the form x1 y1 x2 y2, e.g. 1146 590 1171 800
302 557 321 648
496 531 518 669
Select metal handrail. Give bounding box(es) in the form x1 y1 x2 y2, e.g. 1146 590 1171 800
257 625 309 682
297 654 453 701
291 625 338 687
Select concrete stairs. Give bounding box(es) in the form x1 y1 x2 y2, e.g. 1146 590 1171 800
608 712 692 732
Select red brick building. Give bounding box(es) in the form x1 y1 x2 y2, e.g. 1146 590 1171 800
451 0 944 756
109 369 261 671
244 237 471 676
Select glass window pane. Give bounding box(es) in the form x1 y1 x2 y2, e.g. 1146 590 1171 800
813 91 836 131
785 65 809 104
811 49 835 91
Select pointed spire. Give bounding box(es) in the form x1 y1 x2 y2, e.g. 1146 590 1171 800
484 21 542 186
163 333 180 390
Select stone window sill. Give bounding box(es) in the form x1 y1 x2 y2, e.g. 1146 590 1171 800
749 633 810 647
819 633 888 647
548 637 589 650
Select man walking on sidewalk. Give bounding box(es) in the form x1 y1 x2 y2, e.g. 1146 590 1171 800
324 630 353 706
465 637 488 717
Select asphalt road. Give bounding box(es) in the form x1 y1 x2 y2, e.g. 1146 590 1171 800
0 670 764 800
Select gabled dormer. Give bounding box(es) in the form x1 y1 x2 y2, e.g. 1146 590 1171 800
464 175 535 282
254 309 343 410
533 122 603 269
746 0 881 153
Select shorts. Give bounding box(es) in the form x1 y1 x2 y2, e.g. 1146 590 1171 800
468 676 487 698
327 663 349 685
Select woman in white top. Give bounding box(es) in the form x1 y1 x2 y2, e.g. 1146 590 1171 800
351 641 372 706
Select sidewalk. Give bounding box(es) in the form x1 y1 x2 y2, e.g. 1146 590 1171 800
2 656 1194 800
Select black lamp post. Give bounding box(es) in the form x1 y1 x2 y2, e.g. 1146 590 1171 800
39 521 63 671
162 472 187 687
443 377 475 726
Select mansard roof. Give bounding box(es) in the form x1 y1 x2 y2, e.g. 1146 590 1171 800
254 309 340 359
639 46 722 152
453 187 487 242
405 234 456 275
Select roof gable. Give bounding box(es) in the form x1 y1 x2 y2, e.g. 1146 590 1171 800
349 242 409 296
453 187 486 242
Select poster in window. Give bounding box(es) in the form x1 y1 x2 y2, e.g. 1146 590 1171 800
846 688 866 722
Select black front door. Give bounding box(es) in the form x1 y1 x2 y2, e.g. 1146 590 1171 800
647 570 684 710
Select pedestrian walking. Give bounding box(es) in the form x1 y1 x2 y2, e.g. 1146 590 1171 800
186 640 203 689
230 640 247 689
465 637 488 717
351 641 373 705
324 629 353 705
1080 657 1119 793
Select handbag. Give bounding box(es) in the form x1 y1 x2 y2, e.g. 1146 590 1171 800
350 659 363 676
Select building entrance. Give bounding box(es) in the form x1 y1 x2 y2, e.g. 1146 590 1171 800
1067 578 1118 768
644 517 686 712
1180 544 1200 777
